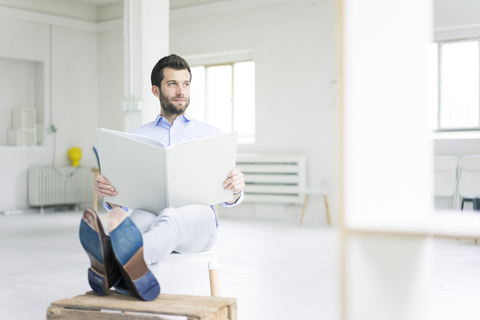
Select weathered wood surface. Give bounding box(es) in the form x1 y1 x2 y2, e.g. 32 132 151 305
47 306 169 320
47 291 236 320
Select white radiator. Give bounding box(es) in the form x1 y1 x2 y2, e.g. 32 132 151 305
28 166 94 207
236 154 306 204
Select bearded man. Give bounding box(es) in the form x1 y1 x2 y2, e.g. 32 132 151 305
79 54 245 301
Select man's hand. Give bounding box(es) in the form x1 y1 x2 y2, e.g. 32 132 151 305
94 175 117 198
223 168 245 204
95 175 122 209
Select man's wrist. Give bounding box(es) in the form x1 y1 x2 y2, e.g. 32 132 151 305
106 201 122 209
226 190 242 204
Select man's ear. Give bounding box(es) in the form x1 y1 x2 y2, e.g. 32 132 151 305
152 85 160 97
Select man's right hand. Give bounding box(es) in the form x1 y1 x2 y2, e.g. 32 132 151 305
94 174 117 198
95 175 122 209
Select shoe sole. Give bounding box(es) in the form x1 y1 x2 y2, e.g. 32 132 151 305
109 208 160 301
79 209 109 295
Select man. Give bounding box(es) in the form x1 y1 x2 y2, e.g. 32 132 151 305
79 54 245 301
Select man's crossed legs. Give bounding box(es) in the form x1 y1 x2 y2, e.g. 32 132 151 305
79 205 218 301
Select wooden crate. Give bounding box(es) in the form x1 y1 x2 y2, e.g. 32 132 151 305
47 291 237 320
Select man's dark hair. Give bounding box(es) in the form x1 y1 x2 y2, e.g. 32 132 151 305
151 54 191 87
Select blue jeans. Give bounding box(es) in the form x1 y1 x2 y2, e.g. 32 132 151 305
129 204 218 274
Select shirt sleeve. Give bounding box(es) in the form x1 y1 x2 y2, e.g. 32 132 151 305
103 200 129 213
221 190 244 207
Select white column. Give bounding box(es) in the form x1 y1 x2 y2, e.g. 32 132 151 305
337 0 433 319
123 0 169 132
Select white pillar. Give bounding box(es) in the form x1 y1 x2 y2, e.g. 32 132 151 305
337 0 433 319
123 0 169 132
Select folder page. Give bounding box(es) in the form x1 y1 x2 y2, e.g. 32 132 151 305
99 128 166 148
96 129 167 213
166 132 238 208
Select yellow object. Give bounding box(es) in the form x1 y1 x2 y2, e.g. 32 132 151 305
68 147 82 167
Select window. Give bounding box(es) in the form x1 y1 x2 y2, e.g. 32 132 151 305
188 61 255 144
434 39 480 130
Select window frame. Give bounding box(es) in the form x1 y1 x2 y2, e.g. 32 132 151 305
435 37 480 132
190 60 255 144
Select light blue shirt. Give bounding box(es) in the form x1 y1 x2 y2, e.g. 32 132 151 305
103 113 244 213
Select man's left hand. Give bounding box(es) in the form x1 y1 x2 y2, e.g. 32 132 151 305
223 168 245 194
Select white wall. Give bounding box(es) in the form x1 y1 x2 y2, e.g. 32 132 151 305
0 57 37 145
0 1 101 211
0 0 337 222
170 0 336 223
98 23 124 132
51 26 98 167
434 0 480 28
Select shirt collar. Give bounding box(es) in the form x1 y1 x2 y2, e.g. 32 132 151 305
183 113 193 122
154 113 192 127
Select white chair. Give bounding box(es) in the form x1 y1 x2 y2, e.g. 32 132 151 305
159 205 221 297
434 155 459 209
458 155 480 211
457 155 480 243
160 250 220 297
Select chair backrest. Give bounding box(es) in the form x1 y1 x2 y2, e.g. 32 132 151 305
458 155 480 198
434 155 458 197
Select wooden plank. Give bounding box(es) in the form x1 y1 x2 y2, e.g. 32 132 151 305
156 294 235 309
200 307 227 320
50 291 227 319
152 293 234 304
47 306 169 320
228 302 237 320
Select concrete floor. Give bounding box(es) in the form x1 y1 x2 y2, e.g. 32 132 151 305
0 210 479 319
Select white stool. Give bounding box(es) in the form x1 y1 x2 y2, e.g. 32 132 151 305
299 189 331 225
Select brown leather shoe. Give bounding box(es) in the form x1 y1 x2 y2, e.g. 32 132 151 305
79 208 121 295
108 207 160 301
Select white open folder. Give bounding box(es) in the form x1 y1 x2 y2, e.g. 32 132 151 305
96 128 238 213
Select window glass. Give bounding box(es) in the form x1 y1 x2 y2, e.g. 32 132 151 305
439 41 479 129
189 61 255 143
206 65 233 134
429 43 438 130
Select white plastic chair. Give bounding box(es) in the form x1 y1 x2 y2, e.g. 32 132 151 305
160 250 220 297
457 155 480 243
458 155 480 211
434 155 459 209
160 205 221 297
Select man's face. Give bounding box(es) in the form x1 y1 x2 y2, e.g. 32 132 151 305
156 67 191 115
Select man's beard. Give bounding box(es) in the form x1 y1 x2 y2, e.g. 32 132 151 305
160 90 190 116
